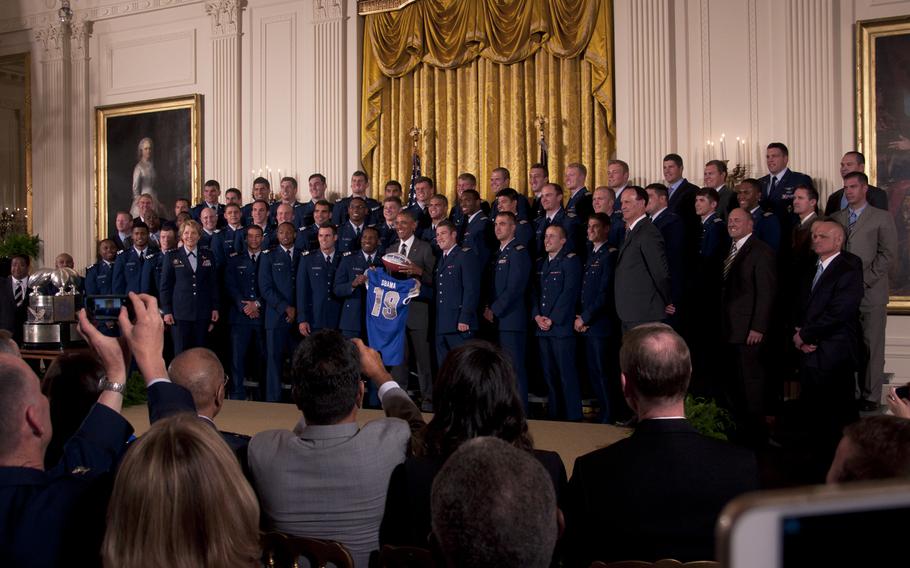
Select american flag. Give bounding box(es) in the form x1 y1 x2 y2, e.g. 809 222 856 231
407 150 421 208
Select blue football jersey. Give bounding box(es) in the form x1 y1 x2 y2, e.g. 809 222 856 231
366 268 421 366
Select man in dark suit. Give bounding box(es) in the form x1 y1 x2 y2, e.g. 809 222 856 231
565 324 759 565
646 183 686 330
721 208 777 446
434 221 481 367
662 153 700 232
191 179 226 228
824 151 888 215
703 159 737 221
0 294 196 568
793 220 864 480
758 142 813 226
0 254 32 343
388 212 435 405
614 186 672 332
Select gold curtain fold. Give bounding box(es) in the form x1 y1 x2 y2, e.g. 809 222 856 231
361 0 615 205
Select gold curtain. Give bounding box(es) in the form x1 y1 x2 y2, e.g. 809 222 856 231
361 0 615 204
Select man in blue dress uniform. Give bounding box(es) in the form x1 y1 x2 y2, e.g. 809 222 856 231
85 239 117 295
211 203 246 267
297 224 343 336
335 226 383 340
457 189 492 267
113 221 156 294
225 224 267 400
294 200 332 252
245 199 274 249
380 197 404 251
241 177 272 225
535 183 579 255
191 179 226 227
495 188 535 247
336 197 372 254
532 224 583 421
258 222 301 402
434 221 481 366
269 176 307 228
334 171 382 226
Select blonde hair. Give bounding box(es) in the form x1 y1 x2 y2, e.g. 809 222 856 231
103 415 260 568
179 218 202 237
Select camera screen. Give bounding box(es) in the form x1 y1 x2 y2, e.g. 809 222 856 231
782 505 910 565
91 297 123 320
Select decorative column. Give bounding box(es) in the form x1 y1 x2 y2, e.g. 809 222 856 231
33 22 72 266
206 0 242 189
70 19 94 266
312 0 346 196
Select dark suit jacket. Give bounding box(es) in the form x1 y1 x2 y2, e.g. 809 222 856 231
824 185 888 216
652 210 685 308
380 449 567 548
721 235 776 343
614 218 671 324
796 252 864 371
564 419 759 565
1 381 194 568
0 276 18 336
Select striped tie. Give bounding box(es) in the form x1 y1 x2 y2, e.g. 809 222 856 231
723 242 738 280
14 281 23 306
848 210 858 235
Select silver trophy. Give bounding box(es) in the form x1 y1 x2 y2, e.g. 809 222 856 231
23 267 84 348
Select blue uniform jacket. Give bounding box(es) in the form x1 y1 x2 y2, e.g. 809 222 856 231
752 207 781 252
759 169 814 219
211 226 246 267
84 260 114 295
225 252 264 326
435 246 481 333
700 213 730 259
489 240 531 332
334 196 382 226
404 203 432 232
112 247 156 294
296 250 343 330
532 249 581 337
258 247 300 329
578 244 617 337
607 210 626 248
294 225 319 252
535 208 579 254
159 247 220 321
514 219 535 249
268 201 307 228
460 212 492 266
380 222 400 251
337 221 372 254
140 249 170 296
334 251 383 335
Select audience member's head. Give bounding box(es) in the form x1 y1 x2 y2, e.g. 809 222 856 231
431 437 558 568
419 341 532 459
826 416 910 484
103 414 260 567
290 330 363 425
168 348 226 420
40 353 104 468
620 323 691 418
0 329 19 356
0 354 50 467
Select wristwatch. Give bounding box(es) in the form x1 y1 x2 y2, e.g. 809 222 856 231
98 378 126 394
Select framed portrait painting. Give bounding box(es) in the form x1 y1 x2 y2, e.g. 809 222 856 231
95 94 202 240
857 16 910 313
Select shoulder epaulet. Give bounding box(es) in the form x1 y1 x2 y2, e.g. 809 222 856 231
144 252 157 259
302 250 311 256
343 251 352 257
515 245 526 251
763 211 774 218
461 247 472 252
566 252 577 258
85 265 94 272
298 226 307 232
116 249 124 255
712 217 723 224
262 249 271 254
213 229 221 234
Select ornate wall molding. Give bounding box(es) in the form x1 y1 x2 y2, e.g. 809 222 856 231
315 0 344 22
356 0 414 16
205 0 240 37
34 23 67 61
0 0 203 33
69 19 93 59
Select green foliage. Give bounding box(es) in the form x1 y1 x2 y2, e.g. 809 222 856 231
0 232 41 259
685 395 734 441
123 371 148 407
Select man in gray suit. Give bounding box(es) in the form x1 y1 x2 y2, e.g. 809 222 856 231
832 171 898 411
614 186 673 332
247 330 424 567
389 210 436 410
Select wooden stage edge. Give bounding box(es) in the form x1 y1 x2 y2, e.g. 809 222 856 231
123 400 631 476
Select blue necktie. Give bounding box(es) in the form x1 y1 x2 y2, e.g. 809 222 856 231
848 210 858 234
811 261 824 290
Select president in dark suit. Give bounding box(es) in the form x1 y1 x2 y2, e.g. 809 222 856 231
564 324 759 565
793 220 864 480
614 186 672 332
824 151 889 215
721 208 777 446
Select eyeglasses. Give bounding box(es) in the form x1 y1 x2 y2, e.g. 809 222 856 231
223 374 230 387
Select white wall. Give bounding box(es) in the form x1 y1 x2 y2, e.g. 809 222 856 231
2 0 910 377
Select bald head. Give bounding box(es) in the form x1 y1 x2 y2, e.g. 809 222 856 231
167 348 225 419
0 330 20 357
0 354 47 462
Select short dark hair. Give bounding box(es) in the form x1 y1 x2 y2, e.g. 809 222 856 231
10 253 30 268
436 219 457 232
431 437 557 568
245 224 264 236
131 221 149 233
843 171 869 185
589 212 612 228
461 189 480 200
314 199 332 210
705 159 728 175
457 172 477 185
224 203 241 213
253 177 270 188
628 185 649 205
348 196 367 208
844 151 866 165
795 185 819 203
352 170 369 183
280 176 298 189
362 226 380 239
529 163 549 177
663 153 683 168
645 183 669 200
496 188 519 201
290 330 361 425
543 183 564 197
175 197 191 206
415 176 434 188
620 324 691 401
383 196 403 207
252 199 270 209
496 211 518 225
384 180 402 192
430 193 448 207
739 178 762 194
492 167 511 180
225 188 241 199
308 173 326 184
695 187 719 203
833 416 910 482
318 222 338 235
276 221 296 233
204 179 221 191
545 224 567 239
767 142 789 156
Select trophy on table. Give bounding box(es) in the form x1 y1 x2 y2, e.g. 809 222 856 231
22 268 85 348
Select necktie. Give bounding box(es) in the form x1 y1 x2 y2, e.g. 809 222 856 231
811 261 824 290
367 255 373 265
355 226 362 238
14 281 23 306
848 210 858 234
287 249 293 263
325 254 331 264
400 242 407 256
723 242 738 280
768 175 778 198
251 254 258 263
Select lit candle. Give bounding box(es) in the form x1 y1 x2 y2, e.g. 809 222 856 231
720 134 727 161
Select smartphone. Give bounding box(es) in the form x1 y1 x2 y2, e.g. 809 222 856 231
717 480 910 567
84 295 135 322
896 385 909 400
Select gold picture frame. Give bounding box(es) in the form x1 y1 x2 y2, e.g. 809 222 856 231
856 16 910 313
95 94 202 241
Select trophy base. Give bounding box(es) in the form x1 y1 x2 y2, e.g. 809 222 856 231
22 322 85 350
